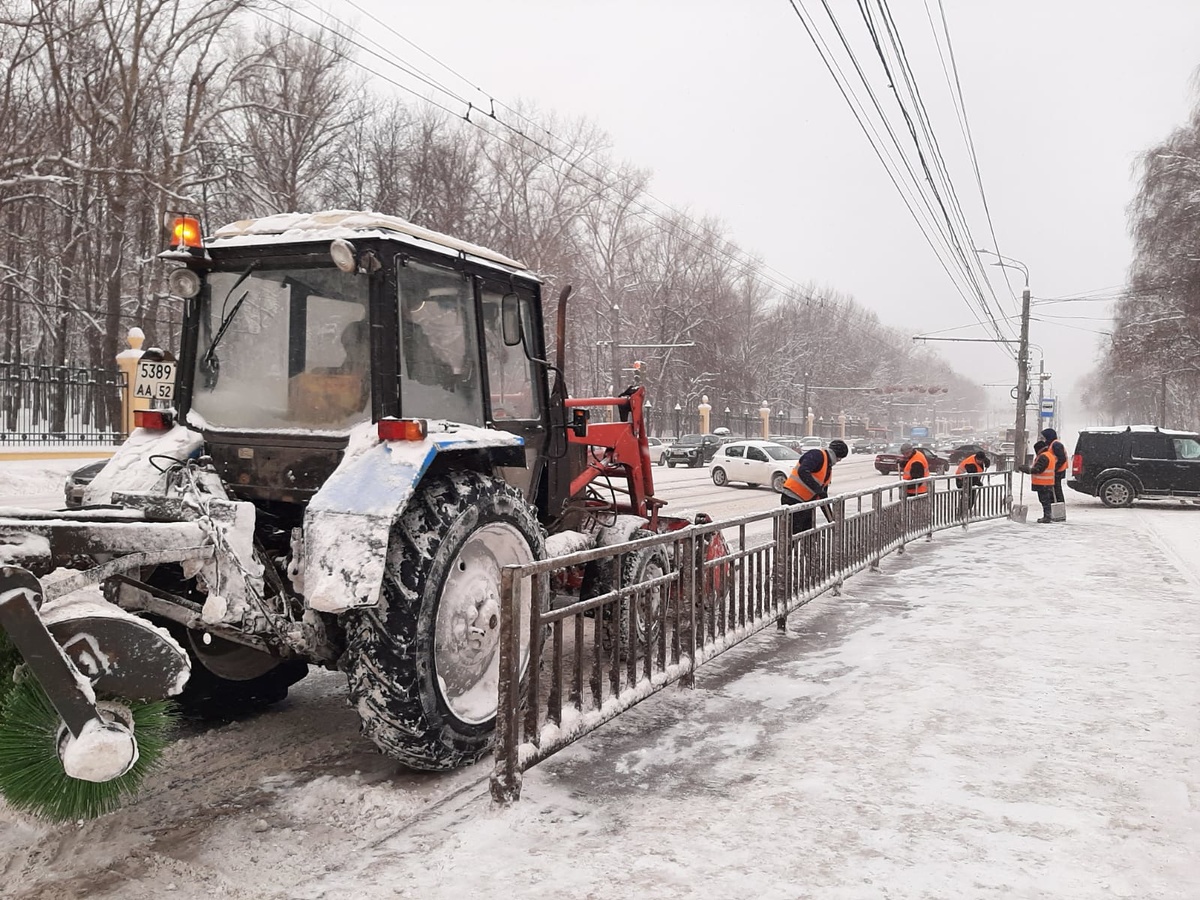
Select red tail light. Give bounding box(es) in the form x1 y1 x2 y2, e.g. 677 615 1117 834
134 409 173 431
1071 453 1083 477
378 418 428 441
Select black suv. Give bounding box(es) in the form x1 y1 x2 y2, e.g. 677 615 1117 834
664 433 724 468
1069 426 1200 507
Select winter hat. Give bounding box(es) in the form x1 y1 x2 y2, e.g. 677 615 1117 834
828 439 849 459
1041 428 1058 441
1033 441 1047 452
899 443 914 455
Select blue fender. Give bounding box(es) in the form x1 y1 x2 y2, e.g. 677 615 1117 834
303 422 526 613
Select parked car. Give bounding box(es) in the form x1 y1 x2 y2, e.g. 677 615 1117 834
851 440 872 454
63 459 108 508
1068 426 1200 507
663 433 725 468
948 443 989 467
646 435 669 466
874 444 950 476
709 440 801 491
797 436 824 451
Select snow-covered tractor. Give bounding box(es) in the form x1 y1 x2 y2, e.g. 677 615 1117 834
0 211 718 814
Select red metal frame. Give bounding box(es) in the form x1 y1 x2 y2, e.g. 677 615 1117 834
563 386 665 530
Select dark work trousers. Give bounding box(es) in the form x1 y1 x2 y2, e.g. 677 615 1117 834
1053 473 1065 504
956 476 979 511
1034 485 1055 520
781 493 815 532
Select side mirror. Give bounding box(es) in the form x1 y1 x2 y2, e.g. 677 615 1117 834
501 292 522 347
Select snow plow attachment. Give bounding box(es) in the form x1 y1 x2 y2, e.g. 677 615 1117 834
0 564 190 820
0 565 189 776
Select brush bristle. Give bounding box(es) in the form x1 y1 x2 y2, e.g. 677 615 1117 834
0 677 177 821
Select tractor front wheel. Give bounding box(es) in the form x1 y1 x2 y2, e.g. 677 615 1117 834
343 472 544 770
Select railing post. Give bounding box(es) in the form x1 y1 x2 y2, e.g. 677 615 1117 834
870 487 882 570
831 498 845 596
490 566 523 804
925 477 935 541
680 531 698 688
774 507 791 630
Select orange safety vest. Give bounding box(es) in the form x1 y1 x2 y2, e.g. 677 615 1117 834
783 449 831 501
955 453 981 475
1031 448 1056 486
1049 439 1067 474
902 450 930 495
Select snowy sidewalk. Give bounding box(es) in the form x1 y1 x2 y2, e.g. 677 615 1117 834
5 501 1200 899
300 502 1200 900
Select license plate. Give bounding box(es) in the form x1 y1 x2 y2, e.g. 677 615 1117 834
135 359 176 401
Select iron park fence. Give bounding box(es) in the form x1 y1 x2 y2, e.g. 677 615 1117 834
0 362 126 446
491 468 1011 802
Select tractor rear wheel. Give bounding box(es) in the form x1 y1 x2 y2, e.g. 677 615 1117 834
343 472 544 770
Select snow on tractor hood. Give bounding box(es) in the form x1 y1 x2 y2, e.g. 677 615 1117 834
302 420 526 614
83 424 204 506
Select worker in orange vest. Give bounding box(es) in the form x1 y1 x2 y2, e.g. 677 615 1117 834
955 449 992 511
1041 427 1068 504
781 439 849 531
899 443 930 496
1019 440 1058 523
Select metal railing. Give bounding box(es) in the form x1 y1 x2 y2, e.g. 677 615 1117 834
491 469 1011 802
0 362 126 446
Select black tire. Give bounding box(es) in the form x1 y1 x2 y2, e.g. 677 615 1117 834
155 618 308 720
604 530 670 656
658 452 668 466
711 467 728 487
771 472 787 493
343 472 544 770
667 459 676 468
1099 476 1135 508
689 456 701 468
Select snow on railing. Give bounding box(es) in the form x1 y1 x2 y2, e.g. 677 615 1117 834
491 469 1012 802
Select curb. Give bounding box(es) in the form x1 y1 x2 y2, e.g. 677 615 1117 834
0 449 116 462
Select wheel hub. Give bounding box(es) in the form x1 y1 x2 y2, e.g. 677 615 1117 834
434 522 534 724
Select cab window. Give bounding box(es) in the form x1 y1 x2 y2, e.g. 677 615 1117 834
747 446 769 463
396 262 483 426
724 445 745 459
480 288 539 420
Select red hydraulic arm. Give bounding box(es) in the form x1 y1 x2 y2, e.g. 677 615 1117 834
563 385 665 529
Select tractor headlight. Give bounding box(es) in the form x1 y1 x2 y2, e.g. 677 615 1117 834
168 268 201 298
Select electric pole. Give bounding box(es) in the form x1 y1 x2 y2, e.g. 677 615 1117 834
609 305 620 398
802 372 811 436
1014 285 1031 466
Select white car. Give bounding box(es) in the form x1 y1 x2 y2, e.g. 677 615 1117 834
709 440 801 492
647 435 669 466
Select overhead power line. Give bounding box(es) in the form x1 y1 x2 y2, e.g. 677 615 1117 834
785 0 1018 359
252 0 917 358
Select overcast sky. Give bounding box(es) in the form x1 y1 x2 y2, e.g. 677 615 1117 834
327 0 1200 428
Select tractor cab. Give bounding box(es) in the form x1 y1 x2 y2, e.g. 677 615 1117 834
163 212 554 507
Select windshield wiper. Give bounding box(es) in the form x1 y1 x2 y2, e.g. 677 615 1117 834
199 262 258 389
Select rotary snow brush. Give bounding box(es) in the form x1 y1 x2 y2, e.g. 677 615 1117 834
0 567 189 821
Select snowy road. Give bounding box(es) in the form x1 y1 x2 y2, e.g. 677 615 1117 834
4 460 1199 899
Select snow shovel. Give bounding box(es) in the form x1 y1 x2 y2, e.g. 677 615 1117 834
1010 468 1028 523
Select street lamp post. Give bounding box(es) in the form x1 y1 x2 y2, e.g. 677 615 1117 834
724 406 731 430
977 250 1031 465
674 402 682 438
